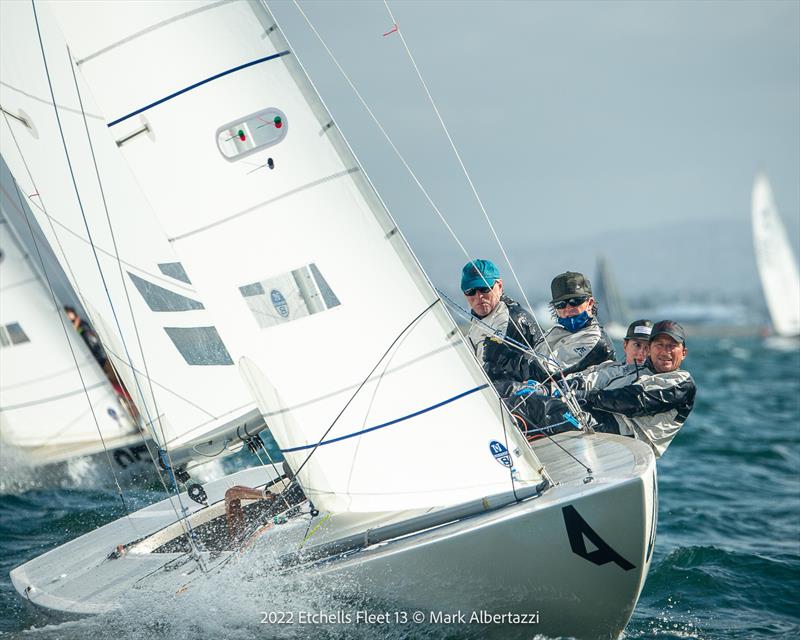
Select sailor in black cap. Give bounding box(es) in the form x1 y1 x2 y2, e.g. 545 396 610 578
484 270 616 392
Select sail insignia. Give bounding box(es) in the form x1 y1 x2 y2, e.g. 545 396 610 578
239 263 340 329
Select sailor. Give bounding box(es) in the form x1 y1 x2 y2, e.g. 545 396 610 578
485 270 615 394
511 320 695 458
64 305 107 367
460 259 541 382
622 319 653 365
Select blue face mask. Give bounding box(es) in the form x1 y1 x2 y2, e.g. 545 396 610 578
557 311 591 332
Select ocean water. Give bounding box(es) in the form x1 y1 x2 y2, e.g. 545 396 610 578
1 337 798 639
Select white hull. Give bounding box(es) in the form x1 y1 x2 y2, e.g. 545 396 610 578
11 432 656 639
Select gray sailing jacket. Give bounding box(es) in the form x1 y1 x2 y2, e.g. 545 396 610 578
568 359 696 458
465 295 542 376
487 317 615 393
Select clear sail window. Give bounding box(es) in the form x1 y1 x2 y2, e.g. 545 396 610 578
163 326 233 365
240 263 340 329
157 262 192 284
216 108 287 161
0 325 10 347
5 322 30 345
128 273 204 312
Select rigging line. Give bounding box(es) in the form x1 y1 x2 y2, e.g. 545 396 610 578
249 445 294 513
27 3 176 535
288 3 536 356
290 298 439 480
380 4 589 405
341 318 416 503
63 40 173 456
1 181 198 292
382 1 547 343
98 343 223 420
7 158 131 516
541 432 593 475
380 10 591 434
64 42 199 539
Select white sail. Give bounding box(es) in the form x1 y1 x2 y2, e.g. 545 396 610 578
0 0 263 460
0 208 138 461
43 0 544 513
594 255 628 340
752 174 800 337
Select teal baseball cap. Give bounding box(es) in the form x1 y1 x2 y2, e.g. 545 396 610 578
461 259 501 292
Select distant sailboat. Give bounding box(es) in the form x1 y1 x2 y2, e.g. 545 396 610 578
0 207 144 471
751 175 800 338
594 256 629 341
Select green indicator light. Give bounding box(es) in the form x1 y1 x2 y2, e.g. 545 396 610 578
274 116 283 129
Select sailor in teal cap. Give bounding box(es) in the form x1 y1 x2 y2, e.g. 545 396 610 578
460 259 541 380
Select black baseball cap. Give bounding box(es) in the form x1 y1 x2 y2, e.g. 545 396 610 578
625 319 653 341
550 271 592 303
650 320 686 344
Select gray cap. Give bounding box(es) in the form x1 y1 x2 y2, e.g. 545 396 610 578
550 271 592 303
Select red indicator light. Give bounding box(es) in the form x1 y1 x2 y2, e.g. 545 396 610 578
273 116 282 129
238 129 246 141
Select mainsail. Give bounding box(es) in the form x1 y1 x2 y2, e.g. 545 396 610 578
0 0 263 460
752 174 800 338
34 0 545 513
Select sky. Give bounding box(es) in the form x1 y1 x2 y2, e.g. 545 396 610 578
268 0 800 304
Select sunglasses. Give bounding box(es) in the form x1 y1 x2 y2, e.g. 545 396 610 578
552 296 589 310
464 286 493 296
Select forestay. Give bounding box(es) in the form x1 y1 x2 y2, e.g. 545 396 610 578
45 0 545 512
752 175 800 337
0 0 261 457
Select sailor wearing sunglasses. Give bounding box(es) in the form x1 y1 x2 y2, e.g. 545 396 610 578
485 270 616 394
461 259 541 381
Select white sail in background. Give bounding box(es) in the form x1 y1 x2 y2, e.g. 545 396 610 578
752 174 800 338
43 0 544 513
0 0 262 459
594 255 628 340
0 209 138 462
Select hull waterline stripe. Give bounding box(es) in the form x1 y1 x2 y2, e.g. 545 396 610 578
107 51 290 127
281 384 489 453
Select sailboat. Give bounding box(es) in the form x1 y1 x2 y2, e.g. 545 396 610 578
751 174 800 339
0 201 146 473
594 255 629 341
2 2 657 638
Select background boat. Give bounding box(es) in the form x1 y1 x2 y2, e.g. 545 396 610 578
751 174 800 338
